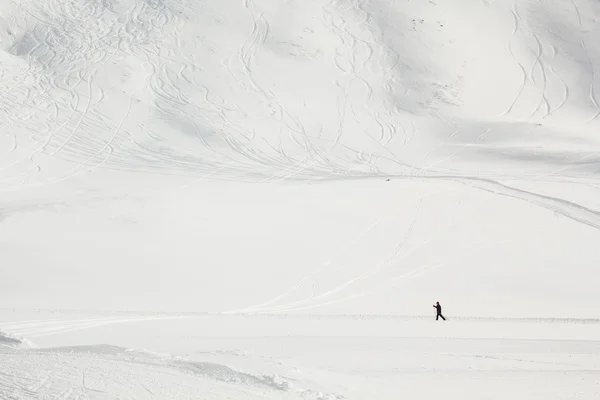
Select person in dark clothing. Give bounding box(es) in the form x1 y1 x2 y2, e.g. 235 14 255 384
433 302 446 320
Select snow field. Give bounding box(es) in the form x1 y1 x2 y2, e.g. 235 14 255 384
1 0 600 398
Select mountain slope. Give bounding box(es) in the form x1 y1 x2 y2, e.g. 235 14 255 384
2 1 600 399
1 0 599 322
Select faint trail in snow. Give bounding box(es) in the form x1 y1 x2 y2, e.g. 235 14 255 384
0 0 179 190
254 190 480 314
76 85 143 174
417 128 492 177
570 0 582 26
0 84 141 193
405 128 460 176
249 175 600 313
178 160 240 189
321 0 408 174
40 18 115 159
496 0 526 118
569 0 599 123
530 33 550 120
227 209 390 314
533 151 599 179
257 236 511 315
255 194 424 313
81 371 90 398
546 44 569 117
256 263 445 314
581 36 600 123
233 2 336 180
230 188 466 315
451 176 600 231
237 186 468 315
48 48 119 160
29 373 50 394
238 1 376 181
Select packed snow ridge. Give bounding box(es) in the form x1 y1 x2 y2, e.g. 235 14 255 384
1 0 600 398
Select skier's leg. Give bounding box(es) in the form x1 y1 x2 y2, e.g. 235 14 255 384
436 314 439 320
441 314 446 320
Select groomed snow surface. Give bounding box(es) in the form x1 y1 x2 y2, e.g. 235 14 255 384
1 0 600 398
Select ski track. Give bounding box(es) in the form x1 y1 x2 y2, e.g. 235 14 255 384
497 0 528 117
320 0 413 176
546 44 569 117
237 171 600 316
405 128 461 176
417 128 492 177
252 195 426 314
229 206 393 314
234 186 485 315
0 0 174 192
581 36 600 123
451 175 600 231
534 150 599 179
246 197 509 315
569 0 600 123
3 0 558 186
530 33 551 120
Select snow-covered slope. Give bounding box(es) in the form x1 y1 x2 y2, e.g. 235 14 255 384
1 0 600 398
2 0 600 317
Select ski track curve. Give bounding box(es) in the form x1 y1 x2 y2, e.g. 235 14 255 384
497 0 528 118
240 173 600 315
581 36 600 123
253 196 424 314
451 175 600 231
530 33 551 120
250 191 485 314
546 44 570 117
228 202 398 314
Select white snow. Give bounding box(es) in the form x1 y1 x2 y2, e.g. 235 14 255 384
1 0 600 398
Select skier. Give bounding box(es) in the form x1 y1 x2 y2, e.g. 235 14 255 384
433 301 446 321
